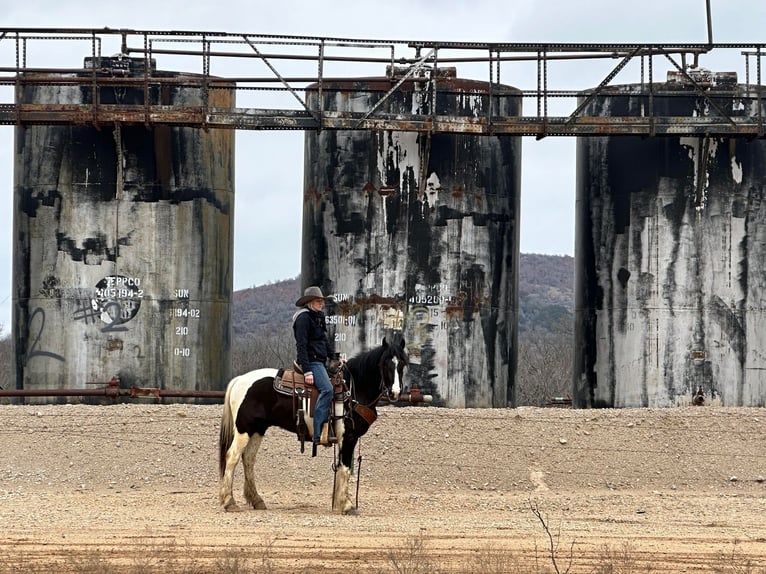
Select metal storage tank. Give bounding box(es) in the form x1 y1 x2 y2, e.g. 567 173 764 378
302 68 521 408
575 71 766 407
13 56 235 401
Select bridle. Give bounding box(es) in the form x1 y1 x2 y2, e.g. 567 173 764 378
378 352 405 402
338 350 405 427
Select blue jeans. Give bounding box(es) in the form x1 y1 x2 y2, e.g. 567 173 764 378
308 361 333 440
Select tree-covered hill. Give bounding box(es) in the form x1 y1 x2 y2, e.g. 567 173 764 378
233 253 574 336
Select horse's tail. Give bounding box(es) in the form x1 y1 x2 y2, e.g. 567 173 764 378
218 378 235 478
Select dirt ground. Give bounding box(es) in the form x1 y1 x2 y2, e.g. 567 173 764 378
0 402 765 573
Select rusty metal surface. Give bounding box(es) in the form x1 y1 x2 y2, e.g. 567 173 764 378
302 76 521 408
13 57 235 398
0 387 226 399
0 28 765 135
4 104 766 136
574 81 766 408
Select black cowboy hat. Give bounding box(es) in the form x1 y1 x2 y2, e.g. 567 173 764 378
295 286 328 307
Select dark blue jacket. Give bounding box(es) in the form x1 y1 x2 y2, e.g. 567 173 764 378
293 308 334 373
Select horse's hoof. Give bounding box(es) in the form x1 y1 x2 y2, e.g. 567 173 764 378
342 506 358 516
252 500 267 510
223 501 241 512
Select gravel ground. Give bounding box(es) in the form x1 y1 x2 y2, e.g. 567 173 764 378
1 402 765 573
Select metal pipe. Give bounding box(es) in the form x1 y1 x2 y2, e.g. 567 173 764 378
0 387 225 399
0 383 429 403
379 391 433 405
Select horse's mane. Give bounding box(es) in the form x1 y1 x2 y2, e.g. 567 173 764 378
345 340 407 388
346 345 385 374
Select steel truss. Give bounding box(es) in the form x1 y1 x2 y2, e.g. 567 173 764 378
0 27 765 137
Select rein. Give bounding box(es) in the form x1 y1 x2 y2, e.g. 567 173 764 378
340 363 386 426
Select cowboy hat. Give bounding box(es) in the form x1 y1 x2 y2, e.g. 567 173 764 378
295 286 328 307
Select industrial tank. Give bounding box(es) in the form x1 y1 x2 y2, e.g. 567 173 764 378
13 56 235 401
302 68 522 408
575 71 766 407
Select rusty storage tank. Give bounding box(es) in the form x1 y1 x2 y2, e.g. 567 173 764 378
302 67 521 408
13 56 235 401
575 70 766 407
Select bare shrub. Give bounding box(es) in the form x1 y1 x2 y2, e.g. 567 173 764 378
0 551 52 573
64 552 118 574
711 539 766 574
214 550 260 574
382 531 438 574
0 329 11 391
516 318 573 406
231 330 295 375
529 498 575 574
463 545 525 574
592 541 653 574
213 535 277 574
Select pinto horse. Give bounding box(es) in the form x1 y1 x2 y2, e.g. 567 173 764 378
218 338 408 514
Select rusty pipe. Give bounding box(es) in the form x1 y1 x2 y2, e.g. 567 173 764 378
0 387 225 399
380 389 433 405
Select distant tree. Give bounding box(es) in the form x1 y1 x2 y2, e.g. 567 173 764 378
0 329 11 390
231 330 295 375
515 316 573 406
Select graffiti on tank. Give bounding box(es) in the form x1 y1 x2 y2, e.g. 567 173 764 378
383 308 404 331
25 308 65 364
172 287 198 359
89 275 144 332
73 301 103 325
408 305 433 349
39 275 62 299
403 284 461 363
327 287 454 363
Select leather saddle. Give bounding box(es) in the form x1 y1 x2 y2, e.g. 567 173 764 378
273 362 347 415
274 362 347 453
273 362 310 396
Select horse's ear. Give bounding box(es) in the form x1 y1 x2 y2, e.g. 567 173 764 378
382 337 388 347
399 338 406 349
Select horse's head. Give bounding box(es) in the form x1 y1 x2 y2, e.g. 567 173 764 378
379 337 408 402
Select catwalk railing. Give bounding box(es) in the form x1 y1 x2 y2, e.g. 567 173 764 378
0 28 765 137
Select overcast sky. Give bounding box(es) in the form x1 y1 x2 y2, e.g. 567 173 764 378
1 0 764 335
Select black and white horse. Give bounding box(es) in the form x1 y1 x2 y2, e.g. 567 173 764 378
218 338 408 514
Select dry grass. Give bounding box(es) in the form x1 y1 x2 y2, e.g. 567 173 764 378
1 532 764 573
0 536 288 574
710 540 766 574
590 541 654 574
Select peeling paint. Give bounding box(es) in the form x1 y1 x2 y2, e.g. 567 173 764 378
303 75 522 407
13 58 235 399
731 154 743 184
575 82 766 408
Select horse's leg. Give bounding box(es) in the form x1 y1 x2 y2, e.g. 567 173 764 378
241 433 267 510
332 434 357 515
220 431 249 511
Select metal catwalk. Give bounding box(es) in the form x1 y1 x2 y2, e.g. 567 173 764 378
0 27 765 136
